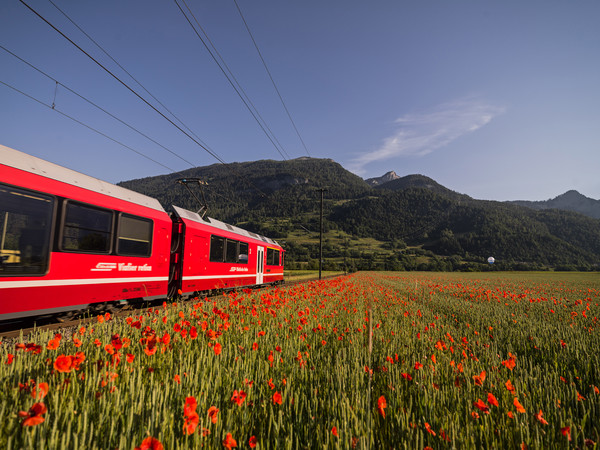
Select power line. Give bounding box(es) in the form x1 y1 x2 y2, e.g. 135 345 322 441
1 45 195 169
19 0 229 167
0 80 177 173
233 0 311 158
19 0 274 198
175 0 291 160
1 74 246 208
46 0 212 151
18 0 270 199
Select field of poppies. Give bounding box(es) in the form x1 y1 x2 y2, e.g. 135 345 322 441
1 271 599 449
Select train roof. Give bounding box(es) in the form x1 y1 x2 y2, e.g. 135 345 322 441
0 144 165 213
172 205 282 248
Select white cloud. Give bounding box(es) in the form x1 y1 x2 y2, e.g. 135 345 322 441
348 98 505 174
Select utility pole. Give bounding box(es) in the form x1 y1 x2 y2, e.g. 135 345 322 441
318 188 327 280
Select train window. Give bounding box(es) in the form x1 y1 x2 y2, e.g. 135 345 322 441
61 202 113 253
117 214 153 257
238 242 248 264
0 184 54 276
266 248 280 265
225 239 238 263
210 235 225 262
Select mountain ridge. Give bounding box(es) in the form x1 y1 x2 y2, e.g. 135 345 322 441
508 190 600 219
118 158 600 271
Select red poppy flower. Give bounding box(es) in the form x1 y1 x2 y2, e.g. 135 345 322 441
414 361 423 370
19 402 47 427
5 354 14 365
214 343 222 356
473 371 486 386
208 406 219 424
513 397 526 413
184 397 197 417
248 436 257 448
505 379 516 395
473 398 490 414
223 433 237 449
47 338 60 350
135 436 164 450
53 355 73 373
272 391 282 405
31 382 48 400
561 426 571 441
331 426 338 437
377 395 387 418
126 353 135 363
534 409 548 425
502 357 516 371
487 392 499 407
72 351 85 369
183 411 199 435
25 343 42 354
231 390 247 407
424 422 436 436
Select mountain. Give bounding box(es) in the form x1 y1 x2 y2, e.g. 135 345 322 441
365 171 399 186
118 157 370 220
509 190 600 219
373 174 471 202
119 159 600 271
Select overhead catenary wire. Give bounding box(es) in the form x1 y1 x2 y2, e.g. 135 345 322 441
233 0 311 158
1 45 196 169
175 0 291 161
19 0 229 167
0 80 177 173
18 0 269 199
1 75 247 208
46 0 212 151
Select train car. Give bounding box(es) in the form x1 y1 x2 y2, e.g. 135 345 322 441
170 205 284 297
0 144 285 321
0 145 172 320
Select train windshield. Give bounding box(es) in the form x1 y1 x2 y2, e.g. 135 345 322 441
0 184 54 276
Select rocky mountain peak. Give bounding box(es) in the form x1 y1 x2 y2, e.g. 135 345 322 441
365 171 400 186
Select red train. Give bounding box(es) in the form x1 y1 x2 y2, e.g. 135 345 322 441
0 144 284 321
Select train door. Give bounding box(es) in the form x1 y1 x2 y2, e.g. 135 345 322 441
256 246 264 285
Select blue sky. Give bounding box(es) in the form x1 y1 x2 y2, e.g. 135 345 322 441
1 0 599 201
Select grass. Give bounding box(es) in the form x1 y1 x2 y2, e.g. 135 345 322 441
1 271 598 448
283 270 346 282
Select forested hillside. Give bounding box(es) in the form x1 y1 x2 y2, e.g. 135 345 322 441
119 158 600 271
